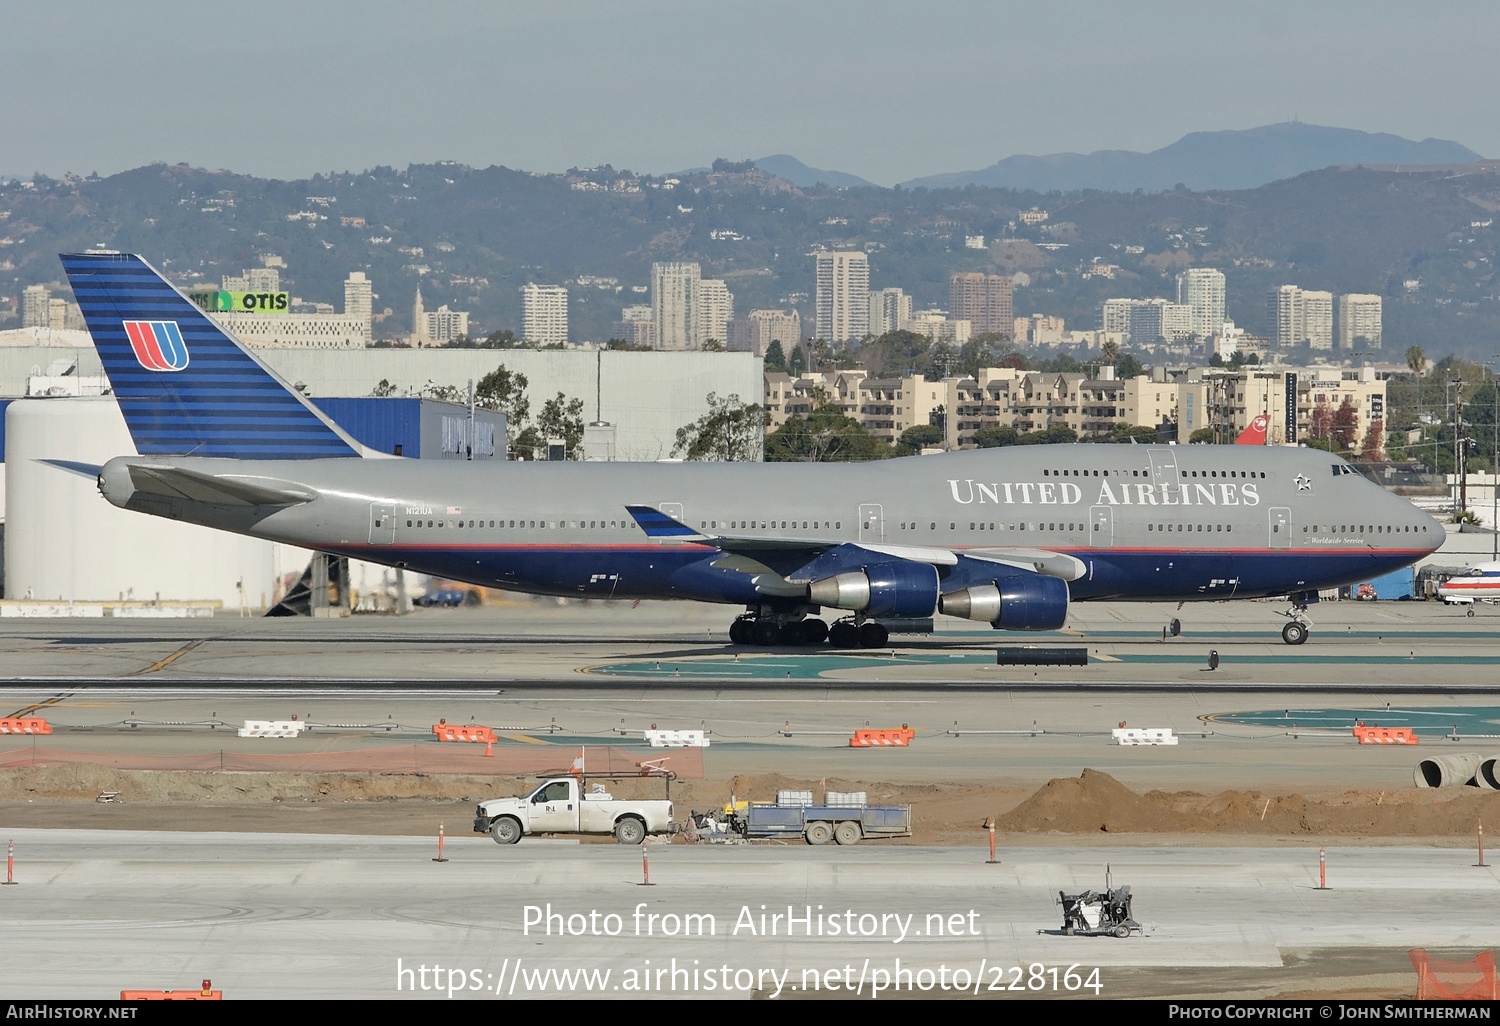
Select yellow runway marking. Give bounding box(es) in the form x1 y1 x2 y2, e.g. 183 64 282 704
132 638 206 675
503 734 550 745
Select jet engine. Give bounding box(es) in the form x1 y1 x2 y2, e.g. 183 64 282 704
807 561 939 619
938 573 1069 630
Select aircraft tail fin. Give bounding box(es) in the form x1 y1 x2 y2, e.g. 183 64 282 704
59 252 366 459
1235 415 1269 445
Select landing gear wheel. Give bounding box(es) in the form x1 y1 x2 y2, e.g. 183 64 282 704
858 622 889 648
805 821 833 845
1281 620 1309 646
828 622 860 648
754 621 783 647
729 618 751 645
1467 607 1476 618
798 618 829 645
833 821 861 845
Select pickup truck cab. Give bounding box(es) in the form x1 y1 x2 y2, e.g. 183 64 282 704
473 777 676 845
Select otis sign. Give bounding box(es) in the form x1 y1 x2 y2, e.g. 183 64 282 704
947 478 1261 507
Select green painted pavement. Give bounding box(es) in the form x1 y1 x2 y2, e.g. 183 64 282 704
591 648 1500 679
1212 707 1500 737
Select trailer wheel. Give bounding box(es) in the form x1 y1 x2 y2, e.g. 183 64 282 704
614 817 646 845
805 821 833 845
833 821 861 845
490 817 522 845
1112 925 1130 939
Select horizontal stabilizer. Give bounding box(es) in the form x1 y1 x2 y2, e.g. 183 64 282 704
625 505 707 540
38 459 103 479
125 463 314 507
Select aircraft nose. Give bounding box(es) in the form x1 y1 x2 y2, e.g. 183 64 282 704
1421 510 1445 552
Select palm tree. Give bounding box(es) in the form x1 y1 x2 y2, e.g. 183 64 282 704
1406 345 1425 376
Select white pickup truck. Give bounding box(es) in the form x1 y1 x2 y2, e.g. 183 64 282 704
473 777 676 845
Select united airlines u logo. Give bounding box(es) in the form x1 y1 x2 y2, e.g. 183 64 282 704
122 320 190 371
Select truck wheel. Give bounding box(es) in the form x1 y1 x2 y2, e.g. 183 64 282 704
833 821 861 845
614 817 646 845
805 821 833 845
490 817 522 845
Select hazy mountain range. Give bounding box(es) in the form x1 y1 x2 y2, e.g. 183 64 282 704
750 124 1483 193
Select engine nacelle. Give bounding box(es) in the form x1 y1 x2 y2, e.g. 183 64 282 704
807 561 939 619
939 574 1069 630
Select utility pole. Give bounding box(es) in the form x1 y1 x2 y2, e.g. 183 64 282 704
1456 380 1466 513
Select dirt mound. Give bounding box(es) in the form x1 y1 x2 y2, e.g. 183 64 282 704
997 769 1500 837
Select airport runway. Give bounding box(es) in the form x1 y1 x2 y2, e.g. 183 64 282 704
0 828 1494 1000
2 598 1497 999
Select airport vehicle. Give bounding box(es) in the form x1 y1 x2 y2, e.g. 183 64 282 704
473 777 675 845
1058 883 1141 938
60 253 1444 647
1437 562 1500 614
736 799 912 845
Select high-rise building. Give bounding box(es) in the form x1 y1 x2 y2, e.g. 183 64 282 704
1301 291 1333 350
1100 298 1191 343
425 305 469 345
698 279 733 345
728 309 800 355
1175 267 1226 338
1267 285 1302 348
522 284 569 346
652 261 701 350
948 272 1013 335
867 287 912 335
614 304 655 348
1337 294 1383 350
222 267 281 292
815 251 870 342
1267 286 1333 349
21 285 50 328
343 272 373 339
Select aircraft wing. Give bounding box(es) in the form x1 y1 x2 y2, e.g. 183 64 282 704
624 505 1085 582
124 463 315 508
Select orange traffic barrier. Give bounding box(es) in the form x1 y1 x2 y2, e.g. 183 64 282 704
850 726 915 748
122 979 222 1000
0 717 50 735
1353 726 1418 745
431 721 498 744
1410 949 1498 1000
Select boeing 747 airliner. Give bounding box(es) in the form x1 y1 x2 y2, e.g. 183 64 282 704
58 253 1442 648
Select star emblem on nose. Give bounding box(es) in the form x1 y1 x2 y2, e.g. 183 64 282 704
1294 474 1312 491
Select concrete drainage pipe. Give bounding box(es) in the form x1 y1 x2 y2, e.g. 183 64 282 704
1413 752 1482 788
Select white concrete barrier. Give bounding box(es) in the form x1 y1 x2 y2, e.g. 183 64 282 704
238 720 305 738
1112 727 1179 746
0 603 105 618
643 729 709 748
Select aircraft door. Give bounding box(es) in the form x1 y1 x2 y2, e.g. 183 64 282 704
858 504 884 544
1148 448 1179 486
1089 505 1113 548
1269 506 1291 549
369 502 397 545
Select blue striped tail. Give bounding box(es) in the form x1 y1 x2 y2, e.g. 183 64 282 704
60 252 362 459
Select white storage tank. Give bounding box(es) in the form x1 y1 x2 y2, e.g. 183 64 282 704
4 397 276 607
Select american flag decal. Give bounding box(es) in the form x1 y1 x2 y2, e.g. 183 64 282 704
122 320 190 372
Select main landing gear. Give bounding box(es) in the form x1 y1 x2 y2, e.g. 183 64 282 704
728 614 889 649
